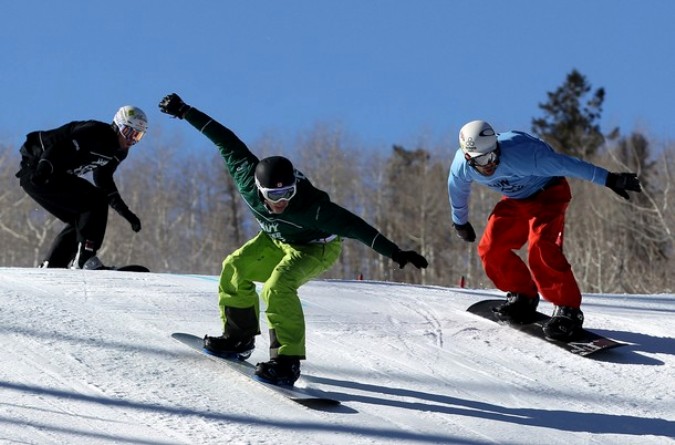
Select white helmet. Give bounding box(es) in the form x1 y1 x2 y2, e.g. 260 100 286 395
459 120 497 157
113 105 148 145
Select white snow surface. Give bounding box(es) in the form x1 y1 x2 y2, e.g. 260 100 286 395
0 267 673 445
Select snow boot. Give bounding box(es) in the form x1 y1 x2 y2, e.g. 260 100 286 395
254 357 301 386
72 240 98 269
203 335 255 360
81 256 112 270
543 306 584 341
493 292 539 323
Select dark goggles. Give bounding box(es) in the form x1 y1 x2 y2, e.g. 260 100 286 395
465 150 499 167
120 125 145 145
259 184 297 203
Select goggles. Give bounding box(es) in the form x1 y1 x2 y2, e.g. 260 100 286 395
258 184 297 203
465 150 499 167
120 125 145 145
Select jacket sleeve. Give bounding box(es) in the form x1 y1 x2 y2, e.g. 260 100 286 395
183 107 259 184
534 149 609 186
93 161 122 203
93 160 133 217
310 200 400 258
447 151 473 225
25 123 79 173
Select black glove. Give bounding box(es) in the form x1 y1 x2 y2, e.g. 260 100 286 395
391 249 428 269
30 159 53 186
124 210 142 232
159 93 191 119
454 222 476 242
109 195 142 232
605 172 642 200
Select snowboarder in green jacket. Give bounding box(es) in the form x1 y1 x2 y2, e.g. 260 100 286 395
159 93 428 385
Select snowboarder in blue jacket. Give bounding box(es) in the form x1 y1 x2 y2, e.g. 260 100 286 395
448 120 641 340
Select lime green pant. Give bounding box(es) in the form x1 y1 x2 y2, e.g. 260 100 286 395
217 232 342 359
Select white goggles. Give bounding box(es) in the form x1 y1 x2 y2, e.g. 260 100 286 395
120 125 145 145
258 184 297 203
465 150 499 167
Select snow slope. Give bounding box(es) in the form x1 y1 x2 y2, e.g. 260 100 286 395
0 267 672 445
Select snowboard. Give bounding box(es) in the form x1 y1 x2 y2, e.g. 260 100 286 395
467 299 625 357
171 332 340 408
114 265 150 272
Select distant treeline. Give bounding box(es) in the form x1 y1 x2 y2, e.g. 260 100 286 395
1 125 672 294
1 70 673 293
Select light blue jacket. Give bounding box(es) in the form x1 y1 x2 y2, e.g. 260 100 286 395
447 131 609 225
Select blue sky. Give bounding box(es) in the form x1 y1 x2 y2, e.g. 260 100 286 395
2 1 674 155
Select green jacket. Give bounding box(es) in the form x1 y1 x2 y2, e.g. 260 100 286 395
185 108 400 259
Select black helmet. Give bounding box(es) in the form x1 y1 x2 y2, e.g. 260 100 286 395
254 156 296 188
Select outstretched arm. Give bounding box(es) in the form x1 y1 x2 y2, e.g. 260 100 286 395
159 93 259 183
313 201 428 269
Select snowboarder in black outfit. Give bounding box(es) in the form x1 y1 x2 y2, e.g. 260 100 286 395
16 106 147 269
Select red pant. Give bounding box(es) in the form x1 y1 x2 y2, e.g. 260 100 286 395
477 178 581 308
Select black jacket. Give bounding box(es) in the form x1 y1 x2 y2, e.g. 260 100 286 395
18 120 130 207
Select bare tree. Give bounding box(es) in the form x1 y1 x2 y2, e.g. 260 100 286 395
1 118 672 294
293 123 386 280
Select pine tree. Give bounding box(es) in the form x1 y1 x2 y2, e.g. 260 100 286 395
531 69 610 158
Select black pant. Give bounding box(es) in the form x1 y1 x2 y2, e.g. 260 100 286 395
19 172 109 267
